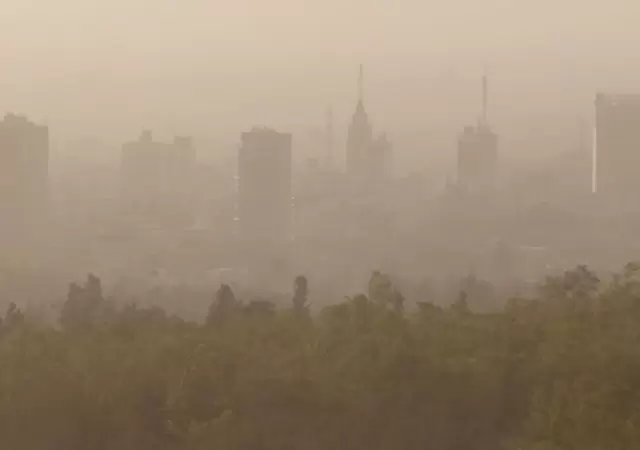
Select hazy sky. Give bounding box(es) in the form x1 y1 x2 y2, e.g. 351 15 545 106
1 0 639 160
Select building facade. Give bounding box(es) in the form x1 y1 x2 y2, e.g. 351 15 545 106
595 93 640 201
0 114 49 245
237 128 292 255
346 99 373 181
121 130 196 226
457 124 498 195
456 75 498 196
346 66 392 186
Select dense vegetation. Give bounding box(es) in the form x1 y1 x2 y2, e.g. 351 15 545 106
1 265 640 450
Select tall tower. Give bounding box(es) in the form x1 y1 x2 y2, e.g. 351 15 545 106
325 105 334 170
595 93 640 203
358 64 364 105
120 130 196 227
238 128 292 254
481 73 488 126
456 75 498 195
0 114 49 255
346 64 373 181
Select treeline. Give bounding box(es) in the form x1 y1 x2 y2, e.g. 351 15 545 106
1 265 640 449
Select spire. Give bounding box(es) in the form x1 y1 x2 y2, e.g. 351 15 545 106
353 64 368 118
358 64 364 105
325 104 333 169
481 71 488 126
578 118 587 153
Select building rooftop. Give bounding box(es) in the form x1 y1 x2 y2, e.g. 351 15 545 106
459 124 496 141
246 127 287 135
241 128 292 144
0 114 45 130
596 93 640 106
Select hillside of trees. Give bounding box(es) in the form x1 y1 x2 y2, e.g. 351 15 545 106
1 265 640 450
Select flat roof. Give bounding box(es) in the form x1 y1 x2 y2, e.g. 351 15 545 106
596 93 640 105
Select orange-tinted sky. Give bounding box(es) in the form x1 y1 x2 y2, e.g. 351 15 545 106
1 0 639 150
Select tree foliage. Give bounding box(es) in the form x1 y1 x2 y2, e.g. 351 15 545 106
2 267 640 449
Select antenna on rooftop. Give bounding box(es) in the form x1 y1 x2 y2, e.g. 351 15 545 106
325 104 333 169
358 64 364 104
481 69 488 126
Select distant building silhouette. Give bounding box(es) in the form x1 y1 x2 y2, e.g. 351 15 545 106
595 93 640 201
0 114 49 245
371 132 392 181
346 65 392 185
456 75 498 195
120 130 195 226
238 128 292 255
457 125 498 194
325 105 334 170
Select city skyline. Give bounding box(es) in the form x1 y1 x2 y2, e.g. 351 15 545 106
1 5 640 448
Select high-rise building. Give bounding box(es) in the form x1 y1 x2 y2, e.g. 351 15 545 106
346 65 392 185
0 114 49 241
325 105 334 170
371 133 392 181
121 130 196 226
456 75 498 195
237 128 292 254
595 93 640 200
457 125 498 194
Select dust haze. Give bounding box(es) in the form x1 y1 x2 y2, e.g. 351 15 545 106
5 3 640 450
1 0 640 317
